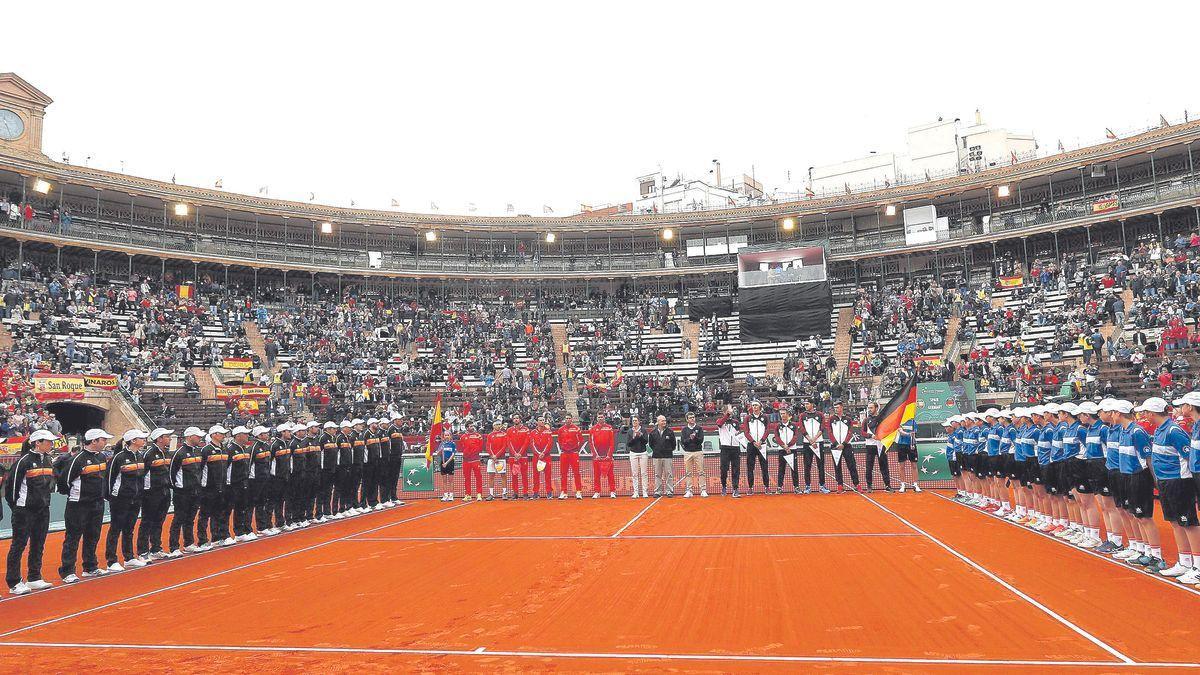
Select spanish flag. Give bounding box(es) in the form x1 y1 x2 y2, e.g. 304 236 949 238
176 284 194 299
998 275 1024 288
874 376 917 448
425 393 443 466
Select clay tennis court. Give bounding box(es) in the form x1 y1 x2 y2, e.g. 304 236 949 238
1 491 1198 673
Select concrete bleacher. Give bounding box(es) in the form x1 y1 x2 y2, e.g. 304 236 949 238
556 305 846 382
2 309 235 389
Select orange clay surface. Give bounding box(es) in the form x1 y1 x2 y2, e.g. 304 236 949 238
0 491 1197 673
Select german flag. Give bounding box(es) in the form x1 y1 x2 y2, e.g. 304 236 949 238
874 376 917 448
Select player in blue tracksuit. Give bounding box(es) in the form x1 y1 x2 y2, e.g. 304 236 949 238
1144 398 1198 578
995 411 1017 517
1009 408 1036 523
1115 399 1161 568
944 417 964 500
1097 399 1131 554
980 410 1002 511
1054 404 1085 541
959 414 982 504
1034 405 1060 531
1173 392 1200 585
1070 402 1106 549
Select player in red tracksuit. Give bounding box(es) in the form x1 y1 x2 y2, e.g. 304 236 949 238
485 422 510 500
507 415 531 499
530 419 555 498
590 418 617 498
557 416 584 499
457 422 485 501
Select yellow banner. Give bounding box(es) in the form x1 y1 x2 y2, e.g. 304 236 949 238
1091 196 1120 214
222 357 254 370
33 374 85 401
83 374 118 390
216 385 271 400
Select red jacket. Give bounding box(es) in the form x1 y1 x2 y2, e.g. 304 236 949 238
485 430 509 459
530 429 555 459
590 423 615 460
458 432 484 462
507 425 530 460
557 423 583 454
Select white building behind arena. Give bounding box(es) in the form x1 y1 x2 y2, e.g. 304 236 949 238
632 162 764 214
808 111 1038 195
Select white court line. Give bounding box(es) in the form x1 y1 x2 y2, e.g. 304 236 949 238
0 502 413 608
858 493 1135 665
611 497 661 537
0 503 468 639
931 491 1200 599
348 532 921 542
2 640 1197 668
610 476 687 537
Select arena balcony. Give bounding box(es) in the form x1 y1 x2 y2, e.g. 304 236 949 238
2 118 1200 280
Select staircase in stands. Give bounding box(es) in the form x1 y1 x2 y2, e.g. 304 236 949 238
0 320 12 351
190 366 218 400
681 319 700 358
831 306 855 369
550 322 580 418
242 321 275 373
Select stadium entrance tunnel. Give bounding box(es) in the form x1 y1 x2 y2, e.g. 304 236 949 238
46 402 106 435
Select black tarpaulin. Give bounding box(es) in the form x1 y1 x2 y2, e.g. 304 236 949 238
738 282 832 343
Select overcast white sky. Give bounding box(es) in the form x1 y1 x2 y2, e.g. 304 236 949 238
5 1 1196 216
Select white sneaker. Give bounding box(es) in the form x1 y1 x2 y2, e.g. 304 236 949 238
1160 562 1190 577
913 483 922 493
898 483 906 493
125 558 146 569
80 569 100 579
1114 549 1139 560
610 492 617 498
165 550 183 559
592 493 600 499
575 491 583 500
62 574 80 584
8 582 30 596
184 544 202 553
995 508 1010 517
221 537 237 547
700 490 709 498
246 532 258 541
235 535 251 542
107 563 125 573
152 551 168 560
684 490 693 498
26 579 52 591
199 543 214 551
559 492 568 500
631 490 640 499
1177 568 1200 584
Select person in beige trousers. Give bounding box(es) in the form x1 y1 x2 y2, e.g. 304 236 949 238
680 412 708 498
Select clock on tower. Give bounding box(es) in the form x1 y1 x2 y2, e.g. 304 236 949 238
0 73 52 158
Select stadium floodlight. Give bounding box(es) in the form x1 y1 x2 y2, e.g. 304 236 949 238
544 232 556 243
174 203 189 217
32 179 51 194
781 218 795 231
425 230 437 242
997 185 1011 198
661 228 674 241
320 222 333 234
884 204 896 216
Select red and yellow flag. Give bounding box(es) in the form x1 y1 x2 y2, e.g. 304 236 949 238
874 376 917 448
426 393 443 466
998 275 1024 288
176 284 194 299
